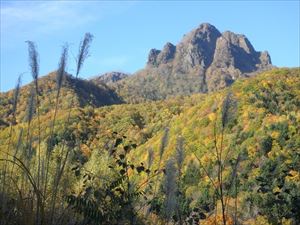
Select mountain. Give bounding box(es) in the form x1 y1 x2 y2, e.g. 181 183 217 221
1 17 299 224
111 23 273 102
0 72 123 126
90 71 129 86
1 68 299 225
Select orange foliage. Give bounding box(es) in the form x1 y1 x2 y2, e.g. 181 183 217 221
80 143 91 157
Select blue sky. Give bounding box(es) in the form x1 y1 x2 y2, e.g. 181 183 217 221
1 0 299 92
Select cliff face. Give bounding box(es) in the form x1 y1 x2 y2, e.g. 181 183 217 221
146 23 272 91
106 23 272 102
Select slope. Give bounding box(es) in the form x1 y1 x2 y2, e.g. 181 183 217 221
0 71 123 127
0 68 299 224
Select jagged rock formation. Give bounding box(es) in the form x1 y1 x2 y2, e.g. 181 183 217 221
91 72 129 86
206 31 273 91
113 23 273 102
148 42 176 66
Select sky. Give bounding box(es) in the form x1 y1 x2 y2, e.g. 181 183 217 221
1 0 299 92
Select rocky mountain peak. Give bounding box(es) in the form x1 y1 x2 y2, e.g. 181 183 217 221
147 23 223 71
173 23 222 72
114 23 274 102
182 23 221 44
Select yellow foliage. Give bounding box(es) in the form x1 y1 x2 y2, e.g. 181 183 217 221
286 170 300 182
282 217 293 225
202 214 234 225
272 186 281 193
0 68 299 224
208 112 216 122
267 151 275 158
261 80 271 88
249 167 260 180
271 131 280 139
200 154 210 165
203 137 211 146
248 146 257 158
245 215 270 225
203 175 211 184
185 186 201 200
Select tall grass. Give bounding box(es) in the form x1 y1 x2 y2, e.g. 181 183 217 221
49 33 93 225
43 44 68 203
152 127 169 197
147 148 154 172
75 33 93 77
26 41 44 225
175 136 185 224
175 136 184 177
7 75 23 184
1 74 22 224
163 158 177 224
0 34 93 225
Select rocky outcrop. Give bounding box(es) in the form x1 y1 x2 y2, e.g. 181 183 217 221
113 23 273 102
147 49 161 66
206 31 272 91
157 42 176 64
144 23 272 92
91 72 129 86
173 23 222 73
147 43 177 66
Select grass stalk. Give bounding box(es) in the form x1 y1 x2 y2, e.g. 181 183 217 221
49 33 93 225
1 75 22 221
27 40 44 225
43 44 68 201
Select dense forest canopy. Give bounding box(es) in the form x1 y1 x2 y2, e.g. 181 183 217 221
1 66 299 225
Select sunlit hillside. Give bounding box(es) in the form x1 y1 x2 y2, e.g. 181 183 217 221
1 67 299 224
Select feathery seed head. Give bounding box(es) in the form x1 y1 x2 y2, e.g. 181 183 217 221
147 148 154 169
56 44 68 90
76 33 93 77
12 74 22 115
163 157 177 219
159 127 169 160
175 136 185 172
221 92 234 128
26 41 39 82
26 87 35 123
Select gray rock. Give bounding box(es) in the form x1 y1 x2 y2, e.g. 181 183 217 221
91 72 129 86
173 23 222 73
157 42 176 64
147 49 161 67
113 23 273 102
258 51 272 68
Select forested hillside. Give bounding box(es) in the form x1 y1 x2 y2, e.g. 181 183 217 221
0 72 122 127
1 67 299 225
